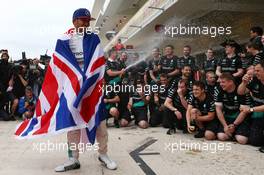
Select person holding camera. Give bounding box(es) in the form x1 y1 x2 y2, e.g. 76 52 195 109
18 86 37 120
28 59 44 97
7 62 29 119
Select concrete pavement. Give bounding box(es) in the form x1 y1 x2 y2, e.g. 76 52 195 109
0 121 264 175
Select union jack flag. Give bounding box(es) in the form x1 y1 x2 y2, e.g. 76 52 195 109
14 29 106 144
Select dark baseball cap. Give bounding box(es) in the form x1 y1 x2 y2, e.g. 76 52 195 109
72 8 95 21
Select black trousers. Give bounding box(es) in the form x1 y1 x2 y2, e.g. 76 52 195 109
0 109 10 121
249 118 264 146
162 108 186 130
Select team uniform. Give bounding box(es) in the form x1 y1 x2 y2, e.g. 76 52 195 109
177 56 196 70
252 51 264 66
130 60 148 82
202 58 217 73
205 83 216 97
168 75 194 95
129 90 149 125
246 77 264 146
158 55 179 77
188 93 218 133
217 55 243 82
241 55 253 70
149 84 169 127
215 87 251 137
117 59 131 123
105 59 122 85
166 88 190 131
147 57 160 84
147 57 161 119
104 88 119 119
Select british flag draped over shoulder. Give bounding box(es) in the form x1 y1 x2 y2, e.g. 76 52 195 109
14 29 106 144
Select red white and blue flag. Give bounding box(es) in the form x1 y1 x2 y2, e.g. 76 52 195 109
14 29 106 144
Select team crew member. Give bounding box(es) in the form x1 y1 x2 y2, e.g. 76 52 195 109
158 45 180 79
105 49 124 85
116 51 131 127
149 74 169 127
205 71 216 97
168 65 194 96
215 73 251 144
104 84 120 128
250 26 263 45
118 51 128 69
148 47 161 119
238 60 264 151
177 45 196 71
216 40 244 80
148 47 161 84
55 8 117 172
127 79 150 129
240 46 253 72
164 79 190 134
186 81 218 139
202 48 217 75
133 60 148 84
247 41 264 69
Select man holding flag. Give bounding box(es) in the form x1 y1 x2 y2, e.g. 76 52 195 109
14 8 117 172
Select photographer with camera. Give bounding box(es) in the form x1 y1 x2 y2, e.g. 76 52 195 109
18 86 36 120
28 59 44 96
7 62 29 119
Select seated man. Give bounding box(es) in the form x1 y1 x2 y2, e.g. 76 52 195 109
164 79 190 134
215 73 251 144
186 81 218 139
104 84 120 128
18 86 37 120
127 79 150 129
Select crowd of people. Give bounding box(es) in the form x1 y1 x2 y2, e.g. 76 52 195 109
1 26 264 154
0 49 48 121
103 26 264 153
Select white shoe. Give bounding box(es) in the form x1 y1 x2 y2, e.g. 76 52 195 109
98 154 117 170
54 158 80 172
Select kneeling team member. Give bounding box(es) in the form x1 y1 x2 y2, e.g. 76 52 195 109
186 81 218 139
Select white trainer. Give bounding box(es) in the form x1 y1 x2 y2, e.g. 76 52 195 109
98 154 117 170
54 158 80 172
